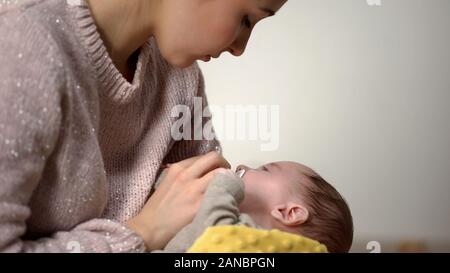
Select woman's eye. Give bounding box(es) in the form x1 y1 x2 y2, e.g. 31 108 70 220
242 15 252 28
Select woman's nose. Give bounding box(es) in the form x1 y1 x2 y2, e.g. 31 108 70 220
227 32 250 57
227 46 244 57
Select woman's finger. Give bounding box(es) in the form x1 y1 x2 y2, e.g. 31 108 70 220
186 151 231 179
161 152 220 187
195 168 235 193
168 153 205 170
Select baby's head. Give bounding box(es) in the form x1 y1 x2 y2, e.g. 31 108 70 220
235 162 353 253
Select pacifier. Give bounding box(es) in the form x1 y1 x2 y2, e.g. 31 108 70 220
235 166 247 178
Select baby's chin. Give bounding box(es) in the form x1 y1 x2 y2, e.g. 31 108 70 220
238 199 251 214
238 186 261 213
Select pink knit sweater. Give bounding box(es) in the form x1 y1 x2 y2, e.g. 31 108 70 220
0 0 219 252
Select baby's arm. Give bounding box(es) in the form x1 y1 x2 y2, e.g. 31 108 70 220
157 172 257 252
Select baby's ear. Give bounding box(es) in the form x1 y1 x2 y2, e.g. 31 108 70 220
270 202 309 227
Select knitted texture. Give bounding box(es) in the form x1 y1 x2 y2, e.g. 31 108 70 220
0 0 219 252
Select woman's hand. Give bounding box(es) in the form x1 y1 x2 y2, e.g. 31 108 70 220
126 151 231 251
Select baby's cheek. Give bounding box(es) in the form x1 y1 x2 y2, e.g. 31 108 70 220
242 174 258 193
242 171 259 183
262 183 286 201
244 175 269 198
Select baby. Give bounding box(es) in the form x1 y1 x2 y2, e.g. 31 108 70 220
154 161 353 253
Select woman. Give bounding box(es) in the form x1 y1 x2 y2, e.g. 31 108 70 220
0 0 287 252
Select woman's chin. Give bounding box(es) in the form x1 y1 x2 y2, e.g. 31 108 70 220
164 54 196 69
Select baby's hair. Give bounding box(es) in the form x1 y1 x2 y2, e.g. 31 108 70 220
294 171 354 253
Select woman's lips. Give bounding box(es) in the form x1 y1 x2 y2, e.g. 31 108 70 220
201 55 211 62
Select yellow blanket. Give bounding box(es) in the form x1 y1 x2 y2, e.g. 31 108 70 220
188 225 328 253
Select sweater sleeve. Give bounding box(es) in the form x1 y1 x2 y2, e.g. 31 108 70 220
163 67 222 163
158 172 258 253
0 10 146 253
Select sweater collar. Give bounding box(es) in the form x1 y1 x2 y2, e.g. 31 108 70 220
67 0 152 104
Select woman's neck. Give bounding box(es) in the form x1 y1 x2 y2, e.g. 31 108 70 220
86 0 160 77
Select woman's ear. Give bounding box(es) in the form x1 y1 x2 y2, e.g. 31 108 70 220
270 202 309 227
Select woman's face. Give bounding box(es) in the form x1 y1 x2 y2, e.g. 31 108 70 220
155 0 287 68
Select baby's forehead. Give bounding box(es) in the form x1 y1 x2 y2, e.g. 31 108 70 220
272 161 315 176
270 162 314 201
270 161 316 184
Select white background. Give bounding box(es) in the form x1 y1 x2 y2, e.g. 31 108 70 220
199 0 450 252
